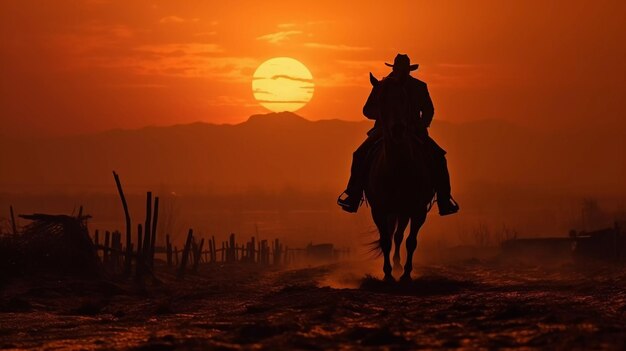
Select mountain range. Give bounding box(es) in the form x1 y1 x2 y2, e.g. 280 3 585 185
0 112 623 197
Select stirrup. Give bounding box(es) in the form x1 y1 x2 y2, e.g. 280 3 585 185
438 196 459 216
337 192 363 213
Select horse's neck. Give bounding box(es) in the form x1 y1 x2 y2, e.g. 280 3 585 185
364 88 380 119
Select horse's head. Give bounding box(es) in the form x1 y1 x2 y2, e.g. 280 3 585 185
363 72 382 120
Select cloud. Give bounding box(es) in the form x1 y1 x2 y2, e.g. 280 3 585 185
135 43 223 57
131 55 258 82
253 88 273 95
306 20 332 26
106 83 168 89
304 42 370 51
336 59 381 69
277 23 297 29
253 74 313 84
194 31 217 37
436 63 485 69
47 17 248 83
159 16 199 24
83 0 110 5
256 100 311 104
206 95 257 107
52 23 135 57
314 73 365 87
424 63 500 88
58 31 255 82
256 30 302 44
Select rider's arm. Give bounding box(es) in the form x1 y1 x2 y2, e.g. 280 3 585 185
420 84 434 128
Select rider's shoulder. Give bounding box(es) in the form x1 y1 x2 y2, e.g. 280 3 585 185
408 75 427 87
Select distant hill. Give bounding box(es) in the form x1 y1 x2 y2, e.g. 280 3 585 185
0 112 623 196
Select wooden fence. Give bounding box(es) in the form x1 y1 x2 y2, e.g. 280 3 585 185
4 171 350 280
92 228 350 277
92 230 292 273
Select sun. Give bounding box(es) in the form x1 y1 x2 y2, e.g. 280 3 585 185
252 57 314 113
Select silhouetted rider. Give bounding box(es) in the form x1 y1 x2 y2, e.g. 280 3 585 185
337 54 459 216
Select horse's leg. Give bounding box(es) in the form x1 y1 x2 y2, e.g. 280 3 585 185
393 216 409 273
382 214 396 282
372 210 395 282
400 211 427 282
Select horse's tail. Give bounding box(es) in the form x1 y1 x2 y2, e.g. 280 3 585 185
363 208 384 257
367 239 383 257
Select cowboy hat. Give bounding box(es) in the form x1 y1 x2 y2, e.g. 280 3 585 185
385 53 419 71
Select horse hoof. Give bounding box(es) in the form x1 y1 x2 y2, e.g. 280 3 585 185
399 274 412 283
383 274 396 283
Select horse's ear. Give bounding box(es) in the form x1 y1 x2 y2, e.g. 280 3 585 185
369 72 379 86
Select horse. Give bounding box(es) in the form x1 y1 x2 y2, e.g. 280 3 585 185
363 73 435 282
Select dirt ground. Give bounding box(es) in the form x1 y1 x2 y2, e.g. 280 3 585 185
2 258 626 350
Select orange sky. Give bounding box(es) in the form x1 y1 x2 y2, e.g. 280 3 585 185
1 0 625 136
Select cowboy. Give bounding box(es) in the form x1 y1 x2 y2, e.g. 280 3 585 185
337 54 459 216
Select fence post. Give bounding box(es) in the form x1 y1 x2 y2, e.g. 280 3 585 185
166 234 172 267
94 229 100 247
229 233 235 262
150 196 159 267
191 238 198 266
208 239 213 263
274 238 282 265
193 238 205 272
250 240 255 262
113 171 133 276
143 192 152 258
135 224 143 278
103 231 111 267
9 205 17 235
111 231 120 273
177 229 193 277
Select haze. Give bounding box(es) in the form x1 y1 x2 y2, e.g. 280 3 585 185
1 1 625 136
0 1 624 247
